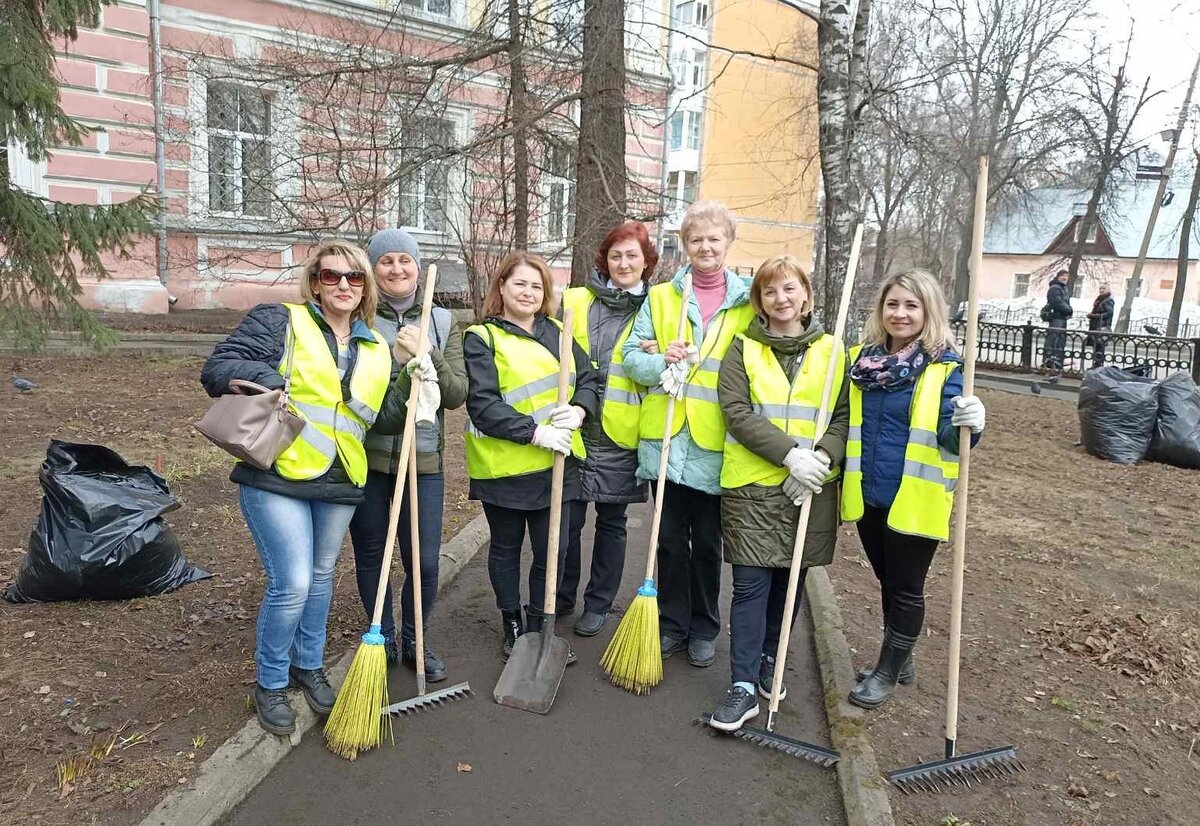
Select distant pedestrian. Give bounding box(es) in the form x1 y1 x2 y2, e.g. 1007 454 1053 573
1042 269 1073 371
1086 283 1115 369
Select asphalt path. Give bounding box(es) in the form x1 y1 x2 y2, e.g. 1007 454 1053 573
221 501 845 826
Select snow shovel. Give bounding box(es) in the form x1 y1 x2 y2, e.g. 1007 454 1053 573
696 224 862 767
493 309 576 715
887 156 1024 792
386 444 472 715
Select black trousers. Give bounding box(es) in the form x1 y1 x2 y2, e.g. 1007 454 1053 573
1043 318 1068 369
856 505 939 637
657 480 723 641
482 501 569 616
729 564 807 685
348 470 443 643
557 499 629 616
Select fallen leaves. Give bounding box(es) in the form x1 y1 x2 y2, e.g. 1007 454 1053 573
456 761 472 773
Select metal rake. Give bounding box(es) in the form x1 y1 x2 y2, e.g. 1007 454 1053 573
693 715 839 767
387 681 473 716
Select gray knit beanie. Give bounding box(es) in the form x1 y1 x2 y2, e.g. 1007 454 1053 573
367 228 422 272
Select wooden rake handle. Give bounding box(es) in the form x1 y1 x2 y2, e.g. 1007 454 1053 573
369 264 439 630
766 226 863 723
540 309 575 617
641 272 694 583
945 155 988 753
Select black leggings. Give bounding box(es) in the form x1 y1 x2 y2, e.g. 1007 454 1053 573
856 505 939 637
482 502 569 616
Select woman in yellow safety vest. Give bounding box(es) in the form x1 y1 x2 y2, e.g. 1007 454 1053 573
202 240 410 737
841 268 986 711
614 201 754 668
555 222 655 638
707 256 849 732
462 252 601 659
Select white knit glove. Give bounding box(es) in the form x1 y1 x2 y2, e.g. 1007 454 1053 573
950 395 986 434
405 352 438 385
782 447 831 492
532 424 572 455
782 476 815 505
659 361 688 399
549 404 585 431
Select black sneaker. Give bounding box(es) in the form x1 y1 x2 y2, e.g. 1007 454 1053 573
758 655 787 701
401 638 448 683
708 686 760 733
288 666 335 715
253 684 295 736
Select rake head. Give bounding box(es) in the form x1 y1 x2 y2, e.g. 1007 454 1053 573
693 714 839 767
385 682 473 717
888 745 1025 794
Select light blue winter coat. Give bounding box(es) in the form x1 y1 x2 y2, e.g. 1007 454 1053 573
619 266 752 495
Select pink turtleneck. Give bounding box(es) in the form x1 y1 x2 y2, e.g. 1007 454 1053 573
691 268 727 330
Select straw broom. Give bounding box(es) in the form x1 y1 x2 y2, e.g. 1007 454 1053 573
600 272 693 694
324 265 438 760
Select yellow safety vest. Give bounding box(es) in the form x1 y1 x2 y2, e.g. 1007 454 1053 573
562 286 643 451
840 345 960 540
637 281 754 452
720 334 846 489
464 319 587 480
273 303 391 487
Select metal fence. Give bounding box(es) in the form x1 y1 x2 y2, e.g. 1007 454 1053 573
949 321 1200 381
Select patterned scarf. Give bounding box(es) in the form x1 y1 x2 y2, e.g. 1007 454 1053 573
849 341 940 392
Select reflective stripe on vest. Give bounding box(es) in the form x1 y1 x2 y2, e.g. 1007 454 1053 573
464 320 586 480
272 303 391 486
637 281 754 451
720 334 846 489
562 287 644 451
839 344 959 541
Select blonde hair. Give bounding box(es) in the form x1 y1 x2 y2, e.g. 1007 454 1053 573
749 255 813 319
482 251 556 317
680 200 737 244
860 268 954 353
298 239 378 324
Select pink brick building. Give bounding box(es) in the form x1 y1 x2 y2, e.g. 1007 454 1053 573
12 0 669 313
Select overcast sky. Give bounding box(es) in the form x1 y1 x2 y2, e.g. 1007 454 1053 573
1095 0 1200 147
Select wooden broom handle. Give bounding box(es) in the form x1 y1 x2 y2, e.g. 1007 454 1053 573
369 265 439 627
408 442 425 691
766 225 862 721
945 155 988 752
540 309 575 616
641 272 694 581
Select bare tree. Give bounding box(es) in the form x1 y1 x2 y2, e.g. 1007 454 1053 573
1169 148 1200 336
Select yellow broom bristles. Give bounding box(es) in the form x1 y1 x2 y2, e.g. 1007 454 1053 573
600 593 662 695
323 640 392 760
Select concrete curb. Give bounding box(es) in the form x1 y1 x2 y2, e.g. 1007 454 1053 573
139 511 490 826
805 567 895 826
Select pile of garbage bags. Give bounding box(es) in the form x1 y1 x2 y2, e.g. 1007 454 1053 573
4 441 210 603
1078 367 1200 467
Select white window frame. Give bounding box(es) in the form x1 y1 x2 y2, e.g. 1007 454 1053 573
396 114 458 234
1074 220 1098 243
204 81 275 218
189 71 298 224
1011 272 1029 298
686 110 703 150
1071 277 1084 299
541 142 575 243
666 169 697 210
4 137 48 197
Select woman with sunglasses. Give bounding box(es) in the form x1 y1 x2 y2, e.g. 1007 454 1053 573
348 229 468 684
202 239 411 737
463 252 601 658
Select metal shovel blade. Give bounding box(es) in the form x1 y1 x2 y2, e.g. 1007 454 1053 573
493 626 569 715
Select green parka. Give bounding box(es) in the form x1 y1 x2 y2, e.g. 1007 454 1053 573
717 316 850 569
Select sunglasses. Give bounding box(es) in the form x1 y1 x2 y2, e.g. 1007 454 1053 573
317 268 366 287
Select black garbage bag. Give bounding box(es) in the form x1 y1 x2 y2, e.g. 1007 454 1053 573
4 441 210 603
1147 373 1200 469
1078 367 1159 464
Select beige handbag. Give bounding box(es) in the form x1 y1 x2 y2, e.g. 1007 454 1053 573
195 330 304 471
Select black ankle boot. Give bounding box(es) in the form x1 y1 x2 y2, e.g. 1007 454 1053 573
855 626 916 685
849 627 918 710
524 604 544 634
501 610 523 659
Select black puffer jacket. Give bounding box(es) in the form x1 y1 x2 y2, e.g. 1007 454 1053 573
200 302 407 505
562 270 649 505
1047 280 1074 320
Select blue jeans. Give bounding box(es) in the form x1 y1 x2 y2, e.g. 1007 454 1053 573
348 471 444 643
239 485 357 690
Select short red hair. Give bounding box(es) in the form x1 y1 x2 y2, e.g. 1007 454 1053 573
594 222 659 283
